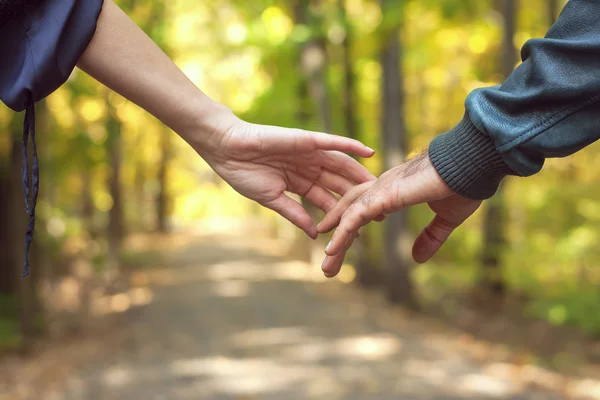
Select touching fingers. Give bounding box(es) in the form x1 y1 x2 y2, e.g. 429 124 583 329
265 193 317 239
325 190 386 256
317 169 355 197
303 183 339 214
317 181 373 234
412 215 456 263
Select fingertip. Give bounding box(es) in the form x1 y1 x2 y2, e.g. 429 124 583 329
297 213 317 239
357 146 375 158
374 214 386 222
322 258 340 277
347 144 375 159
412 253 429 264
296 217 317 239
316 221 334 234
411 238 431 264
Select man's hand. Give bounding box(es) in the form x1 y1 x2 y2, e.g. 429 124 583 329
316 153 482 277
196 115 377 239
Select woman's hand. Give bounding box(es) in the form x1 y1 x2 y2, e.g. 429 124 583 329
78 1 377 238
194 113 377 239
317 153 482 277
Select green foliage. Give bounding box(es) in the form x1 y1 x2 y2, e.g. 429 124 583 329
0 318 20 351
526 290 600 337
0 294 20 351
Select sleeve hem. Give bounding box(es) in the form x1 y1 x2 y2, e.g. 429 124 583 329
428 113 517 200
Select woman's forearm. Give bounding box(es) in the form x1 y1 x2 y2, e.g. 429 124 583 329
77 0 232 149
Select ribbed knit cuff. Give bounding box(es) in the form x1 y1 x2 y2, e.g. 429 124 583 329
429 114 516 200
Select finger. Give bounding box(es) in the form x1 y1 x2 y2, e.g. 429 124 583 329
374 214 386 222
412 215 456 263
303 183 339 214
322 151 376 184
304 130 375 158
325 190 387 256
317 181 373 234
265 193 317 239
257 125 375 158
317 170 355 197
322 233 358 278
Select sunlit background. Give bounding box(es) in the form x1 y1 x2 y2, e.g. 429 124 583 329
3 0 600 399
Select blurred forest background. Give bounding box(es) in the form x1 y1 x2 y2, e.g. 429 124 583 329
2 0 598 371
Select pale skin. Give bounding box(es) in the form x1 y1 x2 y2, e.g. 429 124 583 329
77 0 378 239
318 153 481 278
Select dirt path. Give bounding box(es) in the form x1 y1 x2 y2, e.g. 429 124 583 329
54 234 598 400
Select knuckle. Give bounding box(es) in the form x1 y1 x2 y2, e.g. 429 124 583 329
423 226 443 246
361 193 376 208
435 217 455 233
347 185 363 198
346 202 360 217
324 200 338 212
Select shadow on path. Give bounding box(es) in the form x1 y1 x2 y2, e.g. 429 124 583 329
61 235 588 400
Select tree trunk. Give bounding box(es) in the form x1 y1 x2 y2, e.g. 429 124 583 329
380 0 417 309
134 158 145 231
1 115 24 295
0 172 11 293
156 127 171 233
106 100 125 278
479 0 516 298
0 125 14 294
81 169 95 236
293 0 328 264
340 0 378 286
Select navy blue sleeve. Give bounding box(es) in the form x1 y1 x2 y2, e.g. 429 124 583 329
0 0 104 111
0 0 104 277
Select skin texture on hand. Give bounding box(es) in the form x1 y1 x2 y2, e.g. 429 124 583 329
77 0 377 239
317 153 482 277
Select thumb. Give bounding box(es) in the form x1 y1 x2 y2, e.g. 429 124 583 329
412 215 456 263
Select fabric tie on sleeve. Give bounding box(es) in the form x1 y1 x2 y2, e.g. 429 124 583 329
21 93 39 277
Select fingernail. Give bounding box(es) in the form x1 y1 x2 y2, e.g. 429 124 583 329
325 240 332 252
316 221 322 230
321 256 328 270
367 147 375 153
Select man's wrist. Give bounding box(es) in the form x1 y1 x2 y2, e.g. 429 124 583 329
395 151 455 201
428 113 516 200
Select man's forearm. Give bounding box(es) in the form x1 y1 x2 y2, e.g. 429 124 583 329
77 0 232 150
430 0 600 200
